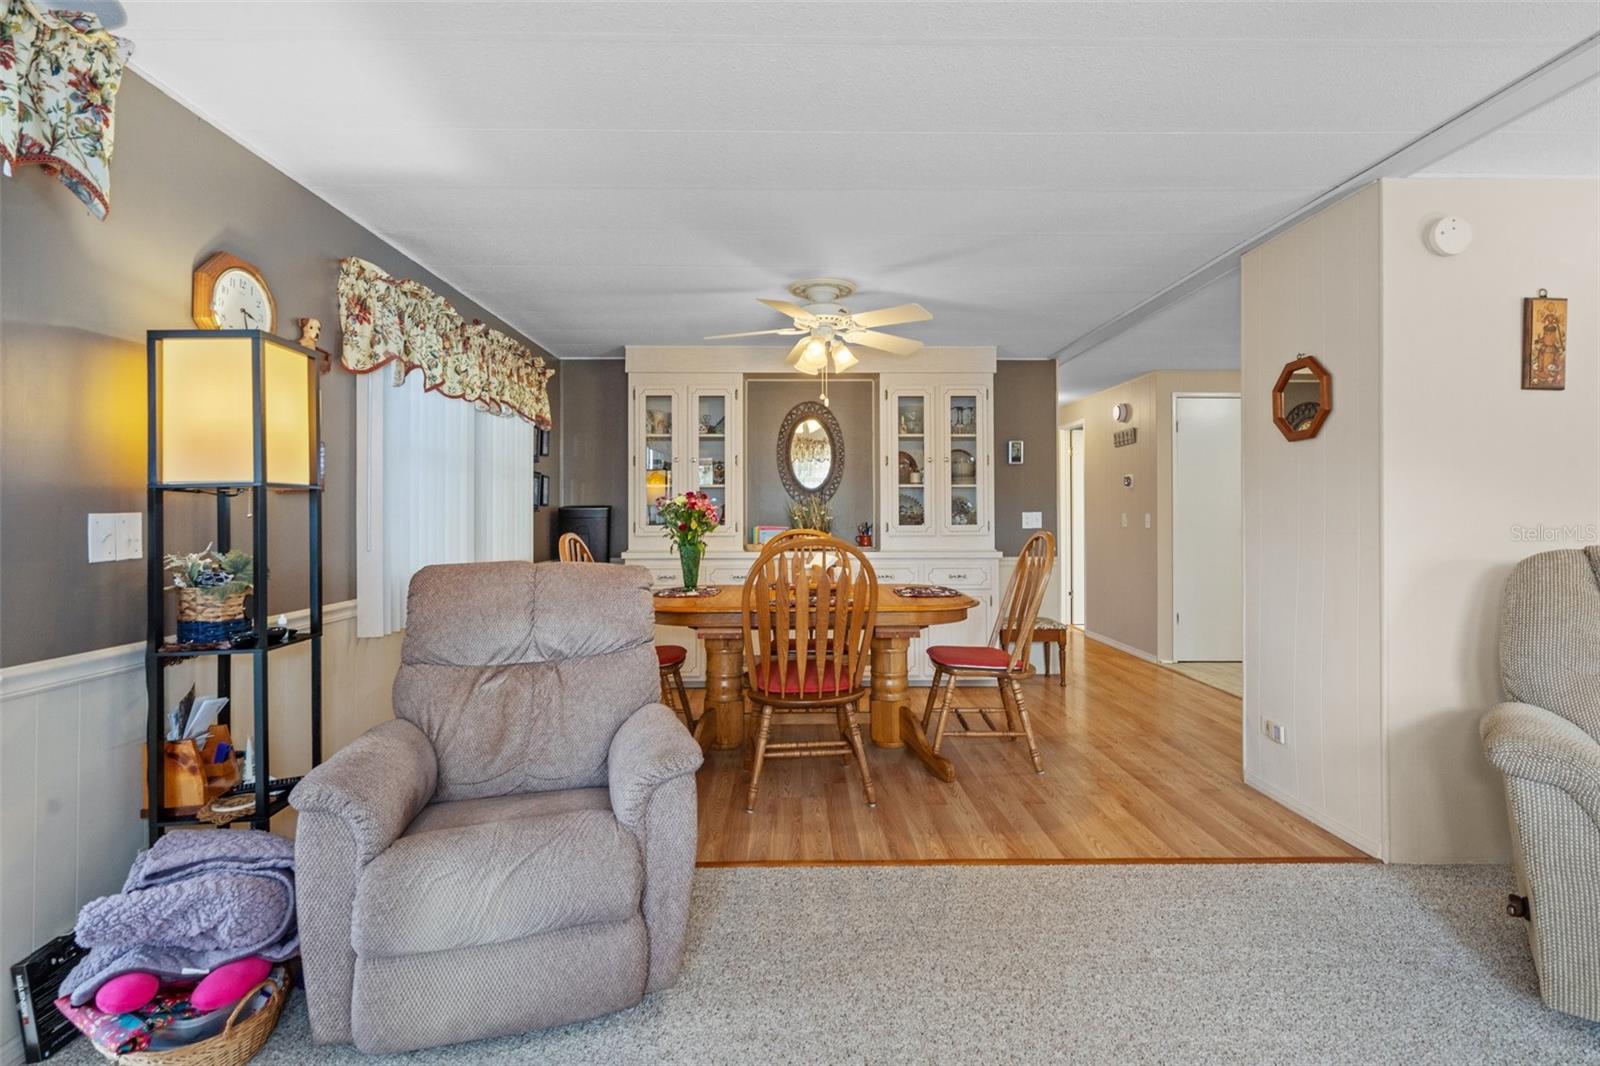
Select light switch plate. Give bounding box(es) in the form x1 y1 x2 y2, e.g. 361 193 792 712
1144 513 1152 529
1021 511 1042 529
87 514 117 563
1120 513 1128 528
116 513 143 560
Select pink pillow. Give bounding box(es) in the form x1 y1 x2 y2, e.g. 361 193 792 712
191 957 271 1012
95 972 159 1014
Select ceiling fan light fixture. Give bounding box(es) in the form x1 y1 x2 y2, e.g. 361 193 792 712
830 342 857 373
795 337 828 375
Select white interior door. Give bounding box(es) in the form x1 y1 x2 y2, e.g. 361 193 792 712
1173 396 1242 661
1069 425 1085 626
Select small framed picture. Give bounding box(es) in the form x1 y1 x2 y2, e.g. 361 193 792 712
1007 440 1024 465
537 428 551 456
535 472 550 508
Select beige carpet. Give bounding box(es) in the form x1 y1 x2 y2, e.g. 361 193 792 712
1167 660 1243 697
56 864 1600 1064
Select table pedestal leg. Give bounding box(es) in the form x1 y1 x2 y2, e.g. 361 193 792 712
869 634 910 748
702 636 746 751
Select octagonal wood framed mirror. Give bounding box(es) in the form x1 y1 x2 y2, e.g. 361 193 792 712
1272 354 1332 441
777 400 844 502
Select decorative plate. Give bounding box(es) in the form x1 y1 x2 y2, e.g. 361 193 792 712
898 450 920 482
898 493 925 524
653 585 722 598
951 448 977 479
893 585 963 598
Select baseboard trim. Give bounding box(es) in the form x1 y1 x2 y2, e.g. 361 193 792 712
1083 629 1160 663
1244 772 1383 860
0 600 357 700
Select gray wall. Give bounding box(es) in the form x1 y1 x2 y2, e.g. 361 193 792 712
557 359 630 558
0 74 559 666
745 377 876 536
993 360 1060 556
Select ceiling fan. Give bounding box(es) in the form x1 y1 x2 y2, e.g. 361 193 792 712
704 278 932 378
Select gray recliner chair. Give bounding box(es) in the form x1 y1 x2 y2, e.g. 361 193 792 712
290 562 703 1053
1481 545 1600 1022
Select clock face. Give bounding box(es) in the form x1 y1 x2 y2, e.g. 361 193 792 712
211 268 273 330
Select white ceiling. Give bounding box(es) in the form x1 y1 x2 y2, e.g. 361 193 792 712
115 2 1598 376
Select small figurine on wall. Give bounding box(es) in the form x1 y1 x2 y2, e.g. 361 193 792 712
1523 289 1567 390
297 317 333 374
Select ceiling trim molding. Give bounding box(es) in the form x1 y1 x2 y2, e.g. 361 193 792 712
1052 32 1600 364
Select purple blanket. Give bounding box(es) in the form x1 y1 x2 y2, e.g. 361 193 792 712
60 830 298 1005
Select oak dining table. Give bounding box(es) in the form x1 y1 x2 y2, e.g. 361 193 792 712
652 583 978 781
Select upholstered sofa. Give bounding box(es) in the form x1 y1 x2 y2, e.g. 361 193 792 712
1481 545 1600 1022
290 561 703 1053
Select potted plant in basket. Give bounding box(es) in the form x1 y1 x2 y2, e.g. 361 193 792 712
165 545 254 644
655 491 720 591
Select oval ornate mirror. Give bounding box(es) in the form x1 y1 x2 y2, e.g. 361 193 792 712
1272 354 1332 441
778 401 845 502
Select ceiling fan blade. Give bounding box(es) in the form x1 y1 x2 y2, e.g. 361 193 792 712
843 329 924 358
847 303 932 329
758 298 814 320
703 328 806 340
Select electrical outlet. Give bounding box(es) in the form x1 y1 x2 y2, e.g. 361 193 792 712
87 514 117 563
1021 511 1042 529
1263 719 1288 745
115 512 143 560
1120 513 1128 528
1144 513 1152 529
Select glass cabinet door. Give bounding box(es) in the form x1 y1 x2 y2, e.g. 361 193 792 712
639 390 677 530
944 390 982 533
891 391 930 533
688 388 736 541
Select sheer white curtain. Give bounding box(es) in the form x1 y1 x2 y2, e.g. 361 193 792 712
356 369 535 638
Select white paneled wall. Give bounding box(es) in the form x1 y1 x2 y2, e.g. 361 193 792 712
1240 185 1385 858
0 604 397 1065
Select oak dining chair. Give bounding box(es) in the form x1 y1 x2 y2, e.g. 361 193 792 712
920 531 1056 773
741 535 878 811
556 531 702 742
556 531 594 562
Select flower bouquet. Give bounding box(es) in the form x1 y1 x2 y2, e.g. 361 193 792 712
655 491 721 590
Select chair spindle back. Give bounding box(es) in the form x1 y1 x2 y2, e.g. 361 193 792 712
557 532 595 563
993 531 1057 672
743 536 877 697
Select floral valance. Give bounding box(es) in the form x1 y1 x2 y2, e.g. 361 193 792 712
337 256 554 428
0 0 130 219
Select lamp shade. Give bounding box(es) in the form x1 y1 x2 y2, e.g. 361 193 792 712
151 331 317 486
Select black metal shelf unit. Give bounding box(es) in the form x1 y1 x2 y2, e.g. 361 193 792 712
144 329 324 844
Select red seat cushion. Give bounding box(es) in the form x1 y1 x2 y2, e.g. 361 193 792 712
927 645 1012 671
749 658 854 697
656 644 687 668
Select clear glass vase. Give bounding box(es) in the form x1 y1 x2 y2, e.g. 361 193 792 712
678 539 703 591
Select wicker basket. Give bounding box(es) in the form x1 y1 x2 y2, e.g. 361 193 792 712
103 974 286 1066
175 587 249 644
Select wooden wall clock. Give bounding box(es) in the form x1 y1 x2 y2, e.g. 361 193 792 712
192 251 276 331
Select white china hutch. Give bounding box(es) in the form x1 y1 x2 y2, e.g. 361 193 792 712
622 346 1000 685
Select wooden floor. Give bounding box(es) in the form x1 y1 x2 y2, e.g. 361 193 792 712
1164 660 1244 698
693 629 1366 864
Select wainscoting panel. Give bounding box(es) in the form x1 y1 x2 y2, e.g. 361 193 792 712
0 603 393 1065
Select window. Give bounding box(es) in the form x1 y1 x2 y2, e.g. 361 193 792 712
355 370 534 637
